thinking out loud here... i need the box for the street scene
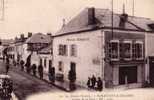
[0,0,154,100]
[0,59,63,100]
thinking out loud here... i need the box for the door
[70,62,76,72]
[149,56,154,85]
[119,66,137,85]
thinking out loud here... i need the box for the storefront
[119,66,137,85]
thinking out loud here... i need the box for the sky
[0,0,154,39]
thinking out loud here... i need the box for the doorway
[119,66,137,85]
[70,62,76,72]
[149,56,154,86]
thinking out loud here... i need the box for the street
[0,60,64,100]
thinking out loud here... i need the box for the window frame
[109,40,120,61]
[58,44,68,56]
[135,41,144,60]
[70,44,77,57]
[123,40,132,60]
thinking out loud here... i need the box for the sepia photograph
[0,0,154,100]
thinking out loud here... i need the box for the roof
[26,33,52,44]
[55,8,154,36]
[38,45,52,54]
[1,39,15,46]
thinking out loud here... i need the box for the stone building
[53,7,154,89]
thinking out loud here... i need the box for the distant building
[0,39,14,60]
[53,7,154,89]
[37,45,52,73]
[14,34,28,64]
[26,33,52,72]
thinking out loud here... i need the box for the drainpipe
[101,30,105,90]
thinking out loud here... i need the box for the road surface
[0,60,63,100]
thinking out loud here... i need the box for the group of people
[4,56,55,83]
[87,75,103,91]
[19,60,44,79]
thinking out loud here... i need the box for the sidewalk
[11,64,84,92]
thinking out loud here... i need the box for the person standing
[25,54,31,74]
[31,64,37,76]
[49,67,55,83]
[38,64,43,79]
[96,77,103,91]
[20,60,25,71]
[91,75,96,89]
[87,77,92,89]
[5,57,10,74]
[68,69,76,91]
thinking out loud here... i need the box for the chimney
[28,32,32,38]
[20,34,24,39]
[119,4,128,28]
[20,34,25,42]
[47,33,52,37]
[88,7,96,25]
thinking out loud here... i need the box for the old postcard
[0,0,154,100]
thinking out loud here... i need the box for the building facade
[53,7,154,89]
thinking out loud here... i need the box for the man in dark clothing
[97,77,103,91]
[38,64,43,79]
[49,67,55,83]
[91,75,96,89]
[31,64,37,76]
[5,57,10,74]
[68,69,76,91]
[20,60,25,71]
[87,77,92,89]
[25,54,31,74]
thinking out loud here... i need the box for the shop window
[123,41,132,60]
[70,44,77,57]
[133,41,143,60]
[109,40,119,60]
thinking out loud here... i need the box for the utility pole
[111,0,113,39]
[132,0,134,16]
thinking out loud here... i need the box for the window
[123,41,132,60]
[40,58,42,65]
[70,44,77,57]
[58,44,67,56]
[44,58,46,68]
[134,41,143,59]
[49,60,52,68]
[58,61,63,72]
[109,40,119,60]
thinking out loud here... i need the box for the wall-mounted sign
[67,38,89,41]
